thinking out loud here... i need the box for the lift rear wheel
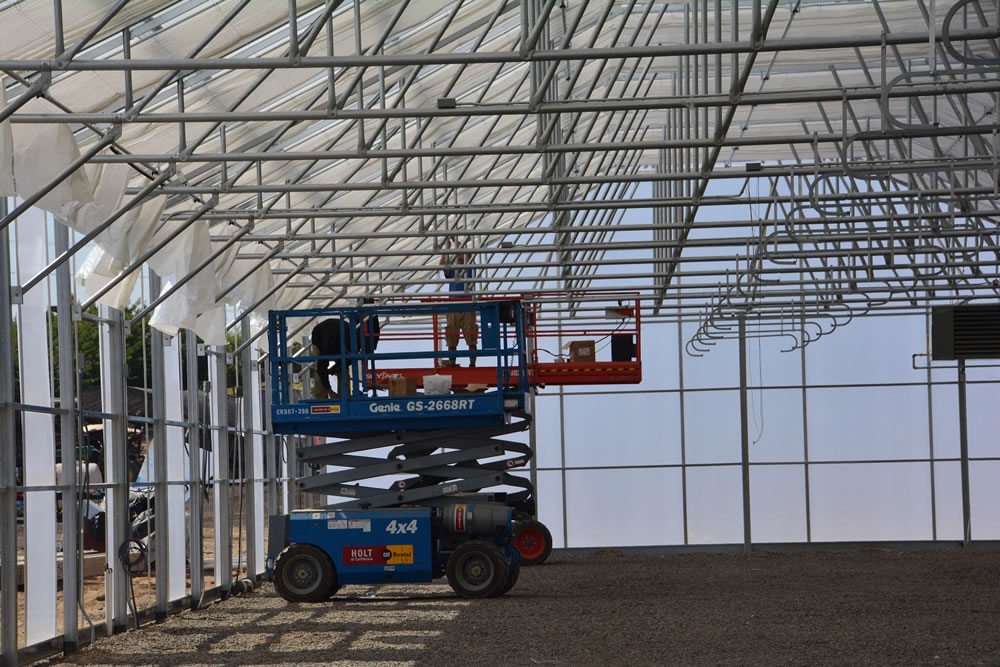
[513,520,552,565]
[273,543,338,602]
[502,558,520,594]
[447,542,509,598]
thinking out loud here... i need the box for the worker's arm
[440,252,453,278]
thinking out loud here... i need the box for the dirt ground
[28,547,1000,667]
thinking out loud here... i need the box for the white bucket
[423,374,452,395]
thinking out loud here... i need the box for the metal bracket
[9,286,22,305]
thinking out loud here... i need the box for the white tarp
[10,99,94,217]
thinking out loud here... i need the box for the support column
[98,305,129,633]
[148,275,170,620]
[240,318,259,578]
[209,347,232,596]
[185,330,204,609]
[957,359,971,546]
[0,201,19,667]
[739,316,752,552]
[55,221,79,652]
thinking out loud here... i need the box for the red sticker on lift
[455,504,466,532]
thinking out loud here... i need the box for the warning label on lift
[343,545,414,565]
[310,404,342,414]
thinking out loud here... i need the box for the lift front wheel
[273,543,338,602]
[447,542,509,598]
[513,520,552,565]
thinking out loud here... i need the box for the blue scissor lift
[265,300,537,600]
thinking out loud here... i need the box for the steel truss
[0,0,996,339]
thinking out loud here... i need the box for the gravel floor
[39,548,1000,667]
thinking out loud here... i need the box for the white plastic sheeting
[10,99,93,217]
[15,208,58,644]
[162,336,189,600]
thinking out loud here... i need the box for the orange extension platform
[370,360,642,388]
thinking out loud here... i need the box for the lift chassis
[265,300,549,599]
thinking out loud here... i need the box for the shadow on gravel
[41,550,1000,667]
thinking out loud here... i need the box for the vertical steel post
[676,283,689,545]
[957,359,971,546]
[54,221,79,652]
[263,360,278,519]
[0,200,19,667]
[739,316,752,552]
[240,319,258,578]
[210,347,232,595]
[800,306,812,543]
[148,274,170,619]
[185,330,204,608]
[98,304,129,633]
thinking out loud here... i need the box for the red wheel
[513,520,552,565]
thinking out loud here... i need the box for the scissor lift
[266,300,538,599]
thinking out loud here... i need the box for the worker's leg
[443,311,460,366]
[462,311,478,367]
[311,344,331,398]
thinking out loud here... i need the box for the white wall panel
[16,208,56,644]
[561,392,681,468]
[536,470,566,550]
[564,468,684,547]
[967,384,1000,461]
[806,315,927,386]
[969,462,1000,540]
[746,389,805,464]
[163,336,187,601]
[250,347,265,573]
[749,465,808,543]
[809,462,932,541]
[806,386,929,462]
[683,390,741,465]
[685,466,744,544]
[930,384,960,460]
[932,461,964,541]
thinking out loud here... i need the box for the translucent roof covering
[2,0,998,345]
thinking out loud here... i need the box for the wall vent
[931,305,1000,360]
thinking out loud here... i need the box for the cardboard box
[423,374,453,395]
[387,376,418,396]
[569,340,596,363]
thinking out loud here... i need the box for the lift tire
[447,542,509,598]
[273,543,338,603]
[513,520,552,565]
[501,558,520,594]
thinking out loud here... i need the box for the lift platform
[366,294,643,389]
[268,300,531,437]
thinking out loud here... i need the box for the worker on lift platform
[310,298,380,398]
[440,237,478,367]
